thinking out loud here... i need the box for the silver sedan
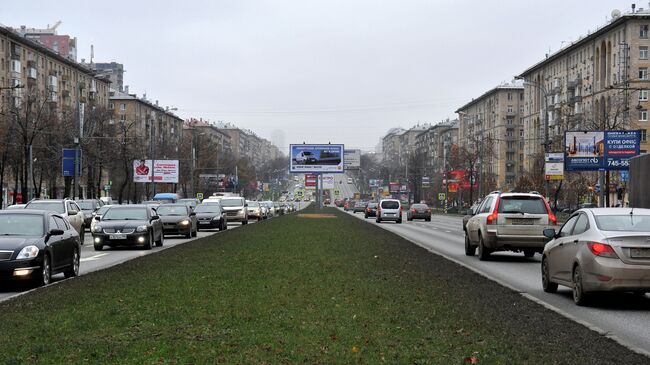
[541,208,650,305]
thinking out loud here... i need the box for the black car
[76,199,103,229]
[157,204,197,238]
[0,210,81,286]
[91,205,163,251]
[194,204,227,231]
[178,198,201,211]
[364,202,378,218]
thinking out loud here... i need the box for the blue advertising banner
[565,130,640,171]
[62,148,82,177]
[289,144,344,173]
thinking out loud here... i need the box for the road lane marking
[80,253,109,262]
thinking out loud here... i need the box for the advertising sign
[305,173,318,189]
[62,148,82,177]
[422,176,430,188]
[564,130,639,171]
[344,149,361,170]
[322,174,335,189]
[290,144,344,173]
[604,130,641,170]
[133,160,179,183]
[544,153,564,180]
[389,183,400,193]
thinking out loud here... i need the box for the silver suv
[464,191,556,260]
[376,199,402,224]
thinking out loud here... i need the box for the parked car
[376,199,402,223]
[246,201,265,221]
[407,203,432,221]
[178,198,201,210]
[76,199,103,229]
[194,204,227,231]
[91,205,163,251]
[219,197,249,225]
[364,202,378,218]
[465,191,556,260]
[0,210,81,286]
[156,204,197,238]
[541,208,650,305]
[25,199,85,244]
[353,201,367,213]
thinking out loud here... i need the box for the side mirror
[151,215,160,221]
[94,216,101,221]
[543,228,557,239]
[245,203,249,207]
[49,228,64,236]
[68,211,78,216]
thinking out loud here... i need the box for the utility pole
[191,130,196,198]
[150,112,156,198]
[74,81,84,199]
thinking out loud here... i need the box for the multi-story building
[518,8,650,172]
[185,118,232,157]
[213,122,282,168]
[109,90,183,160]
[381,127,406,165]
[95,62,125,92]
[13,23,77,61]
[456,81,525,190]
[415,120,459,177]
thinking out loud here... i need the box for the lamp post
[515,77,551,200]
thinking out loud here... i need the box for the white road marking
[80,253,109,262]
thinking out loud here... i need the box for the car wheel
[192,228,198,237]
[242,220,248,225]
[185,228,192,239]
[94,242,103,251]
[523,249,535,258]
[426,217,431,222]
[37,254,51,286]
[79,226,85,244]
[572,265,590,306]
[144,232,153,250]
[541,256,558,293]
[156,230,164,247]
[478,235,491,261]
[397,218,402,224]
[464,233,476,256]
[64,248,80,278]
[376,217,381,223]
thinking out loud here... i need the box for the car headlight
[136,225,148,232]
[212,216,221,220]
[93,225,103,233]
[179,220,190,226]
[16,245,39,259]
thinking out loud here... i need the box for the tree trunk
[553,180,563,213]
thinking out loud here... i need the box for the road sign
[438,193,446,201]
[333,189,340,196]
[103,184,111,192]
[545,153,564,180]
[62,148,82,177]
[422,176,430,188]
[196,192,204,200]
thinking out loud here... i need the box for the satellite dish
[611,9,622,19]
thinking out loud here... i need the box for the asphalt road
[337,172,359,199]
[343,209,650,357]
[0,220,252,303]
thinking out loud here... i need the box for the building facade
[456,82,525,190]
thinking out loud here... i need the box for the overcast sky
[2,0,638,153]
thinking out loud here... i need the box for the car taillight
[542,198,557,225]
[426,209,431,213]
[587,242,618,258]
[411,209,416,213]
[486,196,500,225]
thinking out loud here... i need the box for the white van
[376,199,402,224]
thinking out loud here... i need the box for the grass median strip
[0,207,647,364]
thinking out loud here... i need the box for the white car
[294,151,317,164]
[376,199,402,224]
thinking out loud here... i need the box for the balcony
[505,135,516,141]
[505,123,516,130]
[505,110,516,117]
[27,67,37,80]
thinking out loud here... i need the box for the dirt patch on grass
[297,213,337,219]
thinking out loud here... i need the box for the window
[507,105,513,113]
[109,102,114,109]
[572,214,589,235]
[640,67,648,80]
[479,197,494,213]
[54,216,70,230]
[507,93,512,100]
[641,25,649,38]
[120,103,126,111]
[559,215,578,237]
[641,129,647,142]
[640,90,649,101]
[640,109,648,122]
[641,46,649,60]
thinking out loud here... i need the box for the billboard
[62,148,82,177]
[565,130,640,171]
[322,174,335,189]
[544,153,564,180]
[305,173,318,190]
[133,160,179,183]
[290,144,344,173]
[344,149,361,169]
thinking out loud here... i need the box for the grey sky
[2,0,637,153]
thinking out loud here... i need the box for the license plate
[109,234,126,240]
[199,221,211,225]
[630,248,650,258]
[512,218,533,225]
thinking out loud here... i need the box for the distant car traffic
[219,197,249,225]
[407,204,432,221]
[465,191,556,260]
[0,210,81,286]
[364,202,378,218]
[25,199,85,243]
[541,208,650,305]
[246,201,265,221]
[76,199,103,229]
[194,204,227,230]
[376,199,402,224]
[91,205,163,251]
[352,201,367,213]
[157,204,197,238]
[178,198,201,210]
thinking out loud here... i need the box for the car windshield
[102,207,148,221]
[412,204,428,209]
[304,152,313,156]
[220,198,244,207]
[194,205,222,213]
[179,199,198,207]
[0,214,44,236]
[77,201,97,210]
[498,197,547,214]
[381,201,399,209]
[368,203,378,208]
[156,206,188,216]
[26,201,65,214]
[96,206,111,216]
[595,215,650,232]
[248,202,260,207]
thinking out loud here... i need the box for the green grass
[0,207,647,364]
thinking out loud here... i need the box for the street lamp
[515,76,552,200]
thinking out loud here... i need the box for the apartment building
[455,81,525,190]
[185,118,233,156]
[518,9,650,172]
[415,120,459,176]
[109,90,183,159]
[215,122,282,167]
[381,127,406,164]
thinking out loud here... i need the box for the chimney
[125,85,129,94]
[156,100,159,106]
[633,3,637,12]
